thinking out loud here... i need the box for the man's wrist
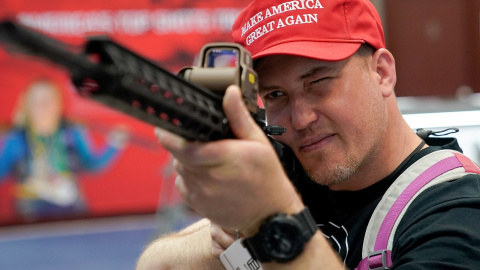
[239,198,305,238]
[238,188,305,238]
[242,207,317,263]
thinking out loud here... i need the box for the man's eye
[264,91,285,100]
[309,77,330,85]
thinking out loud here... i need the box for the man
[137,0,480,269]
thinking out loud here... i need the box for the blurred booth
[380,0,480,166]
[0,0,246,225]
[384,0,480,97]
[399,96,480,165]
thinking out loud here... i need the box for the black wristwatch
[243,207,317,263]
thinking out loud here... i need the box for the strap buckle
[367,249,391,270]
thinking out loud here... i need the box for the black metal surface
[82,38,231,141]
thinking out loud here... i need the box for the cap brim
[252,41,363,62]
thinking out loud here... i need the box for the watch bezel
[260,214,305,263]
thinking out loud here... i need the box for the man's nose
[291,99,318,131]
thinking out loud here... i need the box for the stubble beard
[302,138,381,188]
[304,152,359,187]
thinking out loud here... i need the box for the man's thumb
[223,85,268,143]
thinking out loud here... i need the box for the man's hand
[154,85,304,237]
[211,222,237,258]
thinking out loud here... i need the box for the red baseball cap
[231,0,385,61]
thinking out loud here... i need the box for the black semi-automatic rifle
[0,20,304,178]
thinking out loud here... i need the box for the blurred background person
[0,78,128,221]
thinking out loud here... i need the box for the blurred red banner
[0,0,247,225]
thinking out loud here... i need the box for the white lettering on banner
[18,11,114,35]
[212,8,243,31]
[16,8,241,36]
[240,0,323,46]
[115,10,149,35]
[150,9,212,34]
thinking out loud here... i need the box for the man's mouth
[299,133,335,152]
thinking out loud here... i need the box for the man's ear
[371,48,396,98]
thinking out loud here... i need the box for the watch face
[261,217,304,262]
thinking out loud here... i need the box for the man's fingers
[154,86,270,166]
[154,127,186,152]
[211,223,236,254]
[223,85,269,143]
[175,175,186,197]
[154,127,211,165]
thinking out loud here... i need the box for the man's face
[256,54,388,188]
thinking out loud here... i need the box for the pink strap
[454,152,480,174]
[374,155,463,250]
[356,154,467,270]
[356,250,392,270]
